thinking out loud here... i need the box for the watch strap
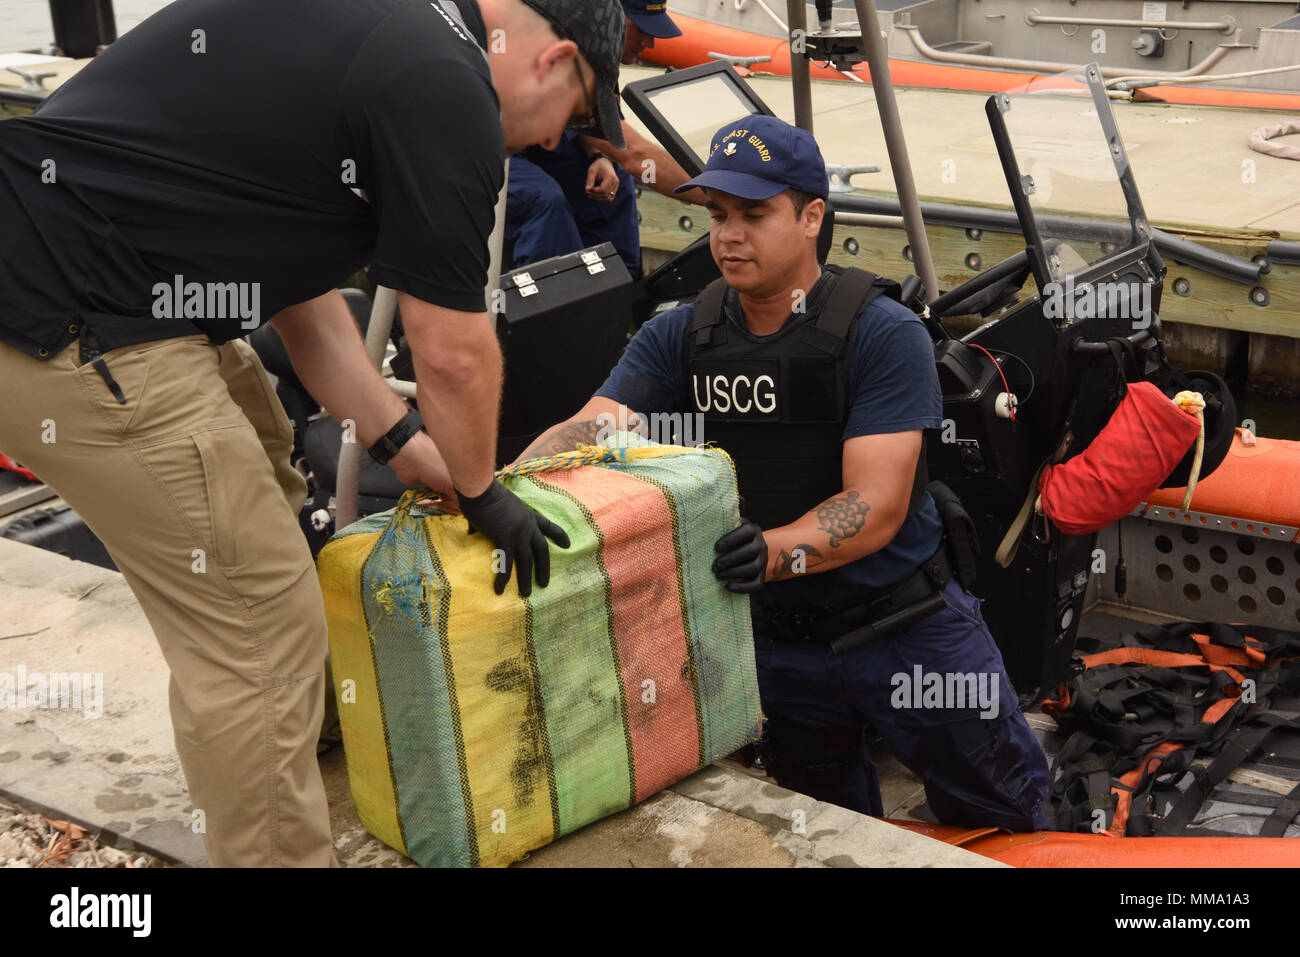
[367,409,423,466]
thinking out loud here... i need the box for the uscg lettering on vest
[691,362,779,417]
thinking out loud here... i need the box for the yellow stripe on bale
[429,517,555,867]
[317,531,407,857]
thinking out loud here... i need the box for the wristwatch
[587,150,611,166]
[366,410,423,466]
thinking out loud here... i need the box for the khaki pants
[0,334,337,867]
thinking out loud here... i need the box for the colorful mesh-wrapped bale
[316,440,763,867]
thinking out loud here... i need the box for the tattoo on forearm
[817,491,870,548]
[519,419,601,461]
[772,543,825,580]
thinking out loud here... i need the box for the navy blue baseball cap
[622,0,683,39]
[675,115,829,201]
[520,0,627,148]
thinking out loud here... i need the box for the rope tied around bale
[496,441,703,477]
[396,441,713,516]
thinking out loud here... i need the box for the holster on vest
[927,479,980,590]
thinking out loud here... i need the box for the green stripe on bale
[522,475,638,816]
[359,514,475,867]
[422,523,479,867]
[520,595,562,842]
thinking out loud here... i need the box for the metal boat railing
[334,170,510,529]
[896,23,1238,79]
[1023,11,1238,34]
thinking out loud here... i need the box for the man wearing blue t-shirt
[517,115,1050,830]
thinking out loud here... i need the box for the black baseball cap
[676,115,830,200]
[622,0,683,39]
[518,0,627,148]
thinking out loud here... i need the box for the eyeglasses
[567,57,598,134]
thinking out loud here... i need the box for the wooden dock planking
[621,65,1300,238]
[624,65,1300,339]
[638,190,1300,338]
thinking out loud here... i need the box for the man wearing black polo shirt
[0,0,626,867]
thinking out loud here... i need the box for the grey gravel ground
[0,796,163,868]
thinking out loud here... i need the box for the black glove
[456,480,571,597]
[713,518,767,594]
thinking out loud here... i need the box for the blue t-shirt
[595,271,944,613]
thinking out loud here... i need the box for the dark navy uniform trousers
[507,138,642,275]
[755,578,1051,830]
[505,155,586,270]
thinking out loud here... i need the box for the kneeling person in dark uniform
[519,115,1050,829]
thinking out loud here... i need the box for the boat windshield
[991,67,1149,284]
[637,71,761,170]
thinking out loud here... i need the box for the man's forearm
[584,129,706,204]
[513,416,603,465]
[763,487,906,582]
[409,321,502,498]
[511,396,630,466]
[624,140,704,202]
[269,290,409,446]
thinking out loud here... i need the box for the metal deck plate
[1095,516,1300,630]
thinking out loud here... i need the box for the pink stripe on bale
[541,467,703,801]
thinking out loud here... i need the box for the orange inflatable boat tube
[889,820,1300,867]
[1146,432,1300,542]
[643,15,1300,112]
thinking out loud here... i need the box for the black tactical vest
[685,266,929,530]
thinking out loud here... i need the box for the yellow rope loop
[495,444,623,479]
[394,442,710,517]
[498,441,707,478]
[1172,391,1207,511]
[1173,390,1206,415]
[395,487,445,517]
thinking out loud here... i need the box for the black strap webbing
[799,268,881,354]
[689,278,728,347]
[1260,780,1300,838]
[1048,621,1300,837]
[1157,713,1300,836]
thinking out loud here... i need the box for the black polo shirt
[0,0,503,359]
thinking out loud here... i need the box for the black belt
[753,542,953,654]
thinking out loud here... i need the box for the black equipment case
[496,242,633,465]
